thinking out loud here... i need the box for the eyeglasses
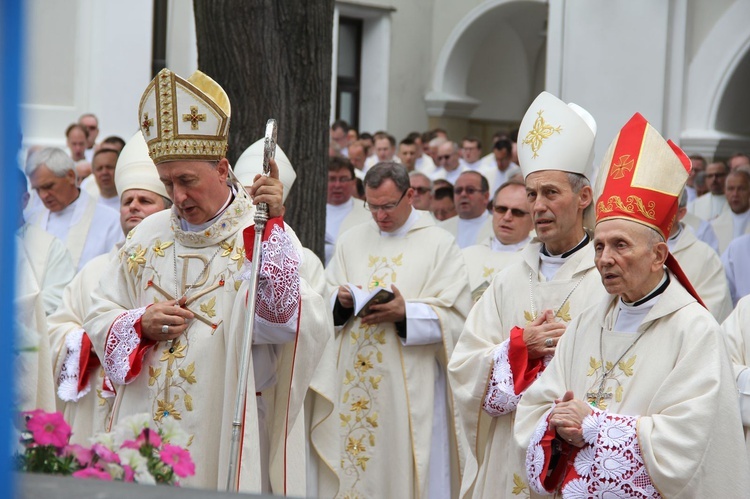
[454,187,484,195]
[328,176,354,184]
[412,186,431,195]
[364,189,407,213]
[493,205,529,217]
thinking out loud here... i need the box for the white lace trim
[57,328,91,402]
[527,405,555,495]
[562,409,660,498]
[483,339,552,417]
[238,224,300,329]
[104,306,147,386]
[483,340,520,416]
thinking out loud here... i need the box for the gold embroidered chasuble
[84,193,316,491]
[515,279,750,497]
[461,242,524,302]
[721,295,750,460]
[48,248,118,445]
[447,239,603,498]
[321,212,472,499]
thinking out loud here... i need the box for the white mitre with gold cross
[518,91,597,180]
[234,139,297,203]
[138,68,230,164]
[114,131,168,198]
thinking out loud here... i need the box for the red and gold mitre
[595,113,705,307]
[138,68,230,164]
[595,112,690,240]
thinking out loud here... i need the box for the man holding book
[319,162,472,498]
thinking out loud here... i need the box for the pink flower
[62,444,93,466]
[92,443,120,464]
[120,440,140,450]
[26,411,71,448]
[160,444,195,478]
[122,465,135,482]
[72,467,113,481]
[136,428,161,448]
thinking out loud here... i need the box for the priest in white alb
[515,113,750,497]
[722,295,750,460]
[448,91,604,498]
[320,162,472,498]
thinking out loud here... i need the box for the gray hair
[567,172,590,193]
[25,147,75,178]
[408,171,431,184]
[678,188,688,209]
[728,168,750,186]
[364,162,410,192]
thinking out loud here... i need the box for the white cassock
[722,233,750,305]
[448,237,604,498]
[668,223,733,322]
[681,211,720,252]
[710,208,750,253]
[48,248,119,445]
[318,208,472,499]
[27,189,123,270]
[461,235,528,302]
[515,276,750,497]
[688,192,728,221]
[17,223,76,315]
[83,192,326,492]
[325,199,372,265]
[439,211,494,249]
[415,154,436,176]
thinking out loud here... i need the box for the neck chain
[528,269,589,320]
[590,306,648,408]
[172,242,223,302]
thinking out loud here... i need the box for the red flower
[26,411,71,448]
[62,444,93,467]
[72,467,112,481]
[159,444,195,478]
[122,465,135,482]
[136,427,161,448]
[92,443,120,464]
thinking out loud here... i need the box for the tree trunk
[193,0,333,259]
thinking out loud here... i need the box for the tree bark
[193,0,333,259]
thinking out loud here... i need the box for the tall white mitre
[517,91,597,180]
[114,131,168,198]
[234,140,297,203]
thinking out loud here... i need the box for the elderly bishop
[515,113,750,497]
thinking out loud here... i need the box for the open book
[345,283,395,318]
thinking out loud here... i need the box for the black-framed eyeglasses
[493,205,529,217]
[328,176,354,184]
[364,189,408,213]
[412,186,431,195]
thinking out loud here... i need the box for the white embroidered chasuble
[447,238,604,498]
[461,237,527,302]
[47,248,119,445]
[320,211,472,499]
[668,223,732,322]
[721,295,750,460]
[515,278,750,497]
[83,193,308,492]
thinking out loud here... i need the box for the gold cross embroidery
[142,112,154,135]
[611,155,635,179]
[182,106,206,130]
[522,110,562,159]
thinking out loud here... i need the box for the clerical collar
[382,207,418,238]
[180,185,235,233]
[541,233,589,258]
[621,272,670,308]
